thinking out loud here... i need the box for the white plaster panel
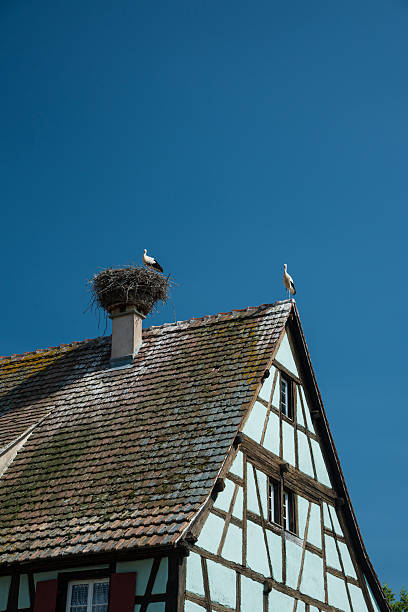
[147,603,165,611]
[269,588,295,611]
[117,560,153,596]
[196,512,224,554]
[300,387,315,433]
[282,420,295,466]
[256,468,268,518]
[18,574,30,609]
[297,496,309,540]
[323,503,332,529]
[300,552,324,602]
[247,520,269,576]
[349,584,370,612]
[214,479,235,513]
[0,576,11,612]
[275,334,299,376]
[259,368,275,403]
[267,529,282,583]
[247,466,258,514]
[186,552,205,597]
[310,608,320,612]
[285,539,303,589]
[272,378,280,408]
[221,523,242,565]
[232,485,243,520]
[328,506,344,536]
[207,559,235,608]
[365,577,381,612]
[310,439,331,488]
[116,559,148,572]
[263,411,280,457]
[307,503,321,549]
[327,574,351,612]
[184,601,205,611]
[338,542,357,578]
[152,557,168,595]
[297,431,314,478]
[241,576,263,612]
[296,602,306,612]
[242,401,266,443]
[296,388,305,426]
[324,535,342,571]
[229,451,243,478]
[247,466,268,517]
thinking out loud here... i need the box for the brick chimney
[109,306,145,367]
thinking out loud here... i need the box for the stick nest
[90,266,170,316]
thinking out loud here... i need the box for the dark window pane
[92,582,109,605]
[71,584,88,607]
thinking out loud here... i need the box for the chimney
[109,306,145,368]
[89,265,169,369]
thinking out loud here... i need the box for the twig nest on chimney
[90,266,170,316]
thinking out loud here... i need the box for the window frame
[65,577,110,612]
[279,372,294,420]
[282,488,297,534]
[267,476,297,535]
[268,477,281,525]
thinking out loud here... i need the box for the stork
[283,264,296,298]
[143,249,163,273]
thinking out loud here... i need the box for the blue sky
[1,0,407,594]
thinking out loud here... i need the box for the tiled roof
[0,301,292,565]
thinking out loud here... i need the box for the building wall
[0,556,169,611]
[184,332,381,612]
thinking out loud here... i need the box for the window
[283,489,296,533]
[66,579,109,612]
[268,478,296,533]
[268,478,280,524]
[280,374,293,419]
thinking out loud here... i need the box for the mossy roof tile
[0,301,292,565]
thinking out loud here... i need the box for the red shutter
[33,579,58,612]
[108,573,136,612]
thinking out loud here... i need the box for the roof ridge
[145,299,294,335]
[0,299,295,361]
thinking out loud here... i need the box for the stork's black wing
[153,260,163,273]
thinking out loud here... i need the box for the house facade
[0,300,388,611]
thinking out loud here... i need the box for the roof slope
[0,301,292,565]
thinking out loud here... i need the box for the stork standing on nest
[143,249,164,273]
[283,264,296,298]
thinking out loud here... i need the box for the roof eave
[0,542,189,577]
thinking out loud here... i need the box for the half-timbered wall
[184,332,383,612]
[0,556,172,611]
